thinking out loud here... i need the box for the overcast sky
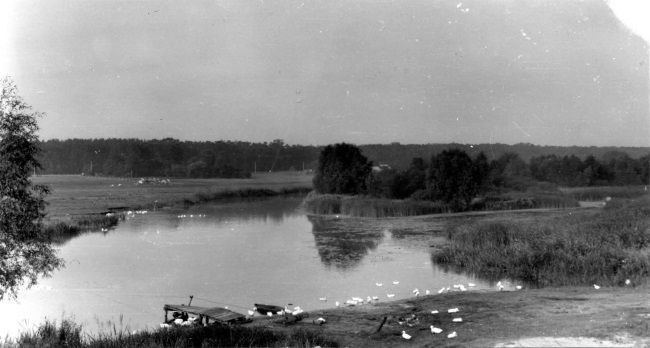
[1,0,648,146]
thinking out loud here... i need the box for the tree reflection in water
[308,215,385,270]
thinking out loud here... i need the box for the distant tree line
[37,138,319,178]
[314,143,649,210]
[36,138,648,183]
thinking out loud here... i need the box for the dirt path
[249,286,650,347]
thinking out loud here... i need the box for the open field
[32,172,314,219]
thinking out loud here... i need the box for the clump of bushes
[434,195,650,286]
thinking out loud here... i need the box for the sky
[1,0,648,147]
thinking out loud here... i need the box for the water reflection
[308,216,385,270]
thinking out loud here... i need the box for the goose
[376,282,383,287]
[267,312,273,317]
[425,289,431,295]
[430,326,443,334]
[412,288,419,294]
[625,279,631,285]
[335,301,340,307]
[516,285,522,290]
[452,317,463,322]
[319,297,327,301]
[431,310,439,314]
[401,331,412,340]
[387,293,395,298]
[393,281,400,285]
[366,296,372,303]
[496,281,504,291]
[372,296,379,300]
[468,283,476,287]
[593,284,600,289]
[448,331,457,338]
[247,310,255,316]
[438,287,445,294]
[314,317,326,325]
[448,308,459,313]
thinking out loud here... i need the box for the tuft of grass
[434,195,650,286]
[13,317,338,348]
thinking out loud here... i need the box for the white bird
[335,301,340,307]
[387,293,395,298]
[393,281,400,285]
[319,297,327,301]
[247,310,255,316]
[425,290,431,295]
[516,285,522,290]
[401,331,411,340]
[366,296,372,303]
[346,300,357,305]
[376,282,383,287]
[468,283,476,287]
[448,331,458,338]
[174,318,184,324]
[412,288,419,294]
[459,285,467,292]
[438,287,445,294]
[430,325,443,334]
[372,296,379,300]
[448,308,459,313]
[625,279,631,285]
[593,284,600,289]
[431,310,439,314]
[452,317,463,322]
[497,281,504,290]
[159,323,171,329]
[267,312,273,317]
[315,317,326,325]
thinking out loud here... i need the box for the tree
[427,149,477,210]
[0,77,62,299]
[313,143,372,195]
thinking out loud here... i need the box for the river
[0,197,493,337]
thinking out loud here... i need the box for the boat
[254,303,284,315]
[163,304,248,325]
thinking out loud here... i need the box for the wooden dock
[164,304,247,325]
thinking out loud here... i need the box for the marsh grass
[304,190,578,218]
[434,195,650,286]
[14,318,337,348]
[43,214,124,244]
[303,193,452,217]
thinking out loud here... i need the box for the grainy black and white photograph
[1,0,649,346]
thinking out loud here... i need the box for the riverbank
[13,285,649,347]
[248,284,650,347]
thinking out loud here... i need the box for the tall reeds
[434,195,650,286]
[14,318,338,348]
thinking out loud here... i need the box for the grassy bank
[434,195,650,286]
[15,318,337,348]
[559,185,648,201]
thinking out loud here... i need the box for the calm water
[0,198,494,337]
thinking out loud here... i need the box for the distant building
[372,164,392,172]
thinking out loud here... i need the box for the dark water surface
[0,198,494,337]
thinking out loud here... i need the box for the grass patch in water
[43,214,124,244]
[434,195,650,286]
[13,317,338,348]
[186,187,312,206]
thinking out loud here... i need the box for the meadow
[33,172,314,219]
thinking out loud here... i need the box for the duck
[401,331,411,340]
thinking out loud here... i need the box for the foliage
[313,143,372,195]
[427,149,488,210]
[0,77,62,299]
[434,195,650,286]
[303,192,451,217]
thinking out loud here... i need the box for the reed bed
[43,214,124,244]
[14,318,338,348]
[434,195,650,286]
[189,187,311,205]
[303,193,452,217]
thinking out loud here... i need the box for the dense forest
[36,138,649,186]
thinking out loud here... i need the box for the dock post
[164,310,168,324]
[188,295,194,306]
